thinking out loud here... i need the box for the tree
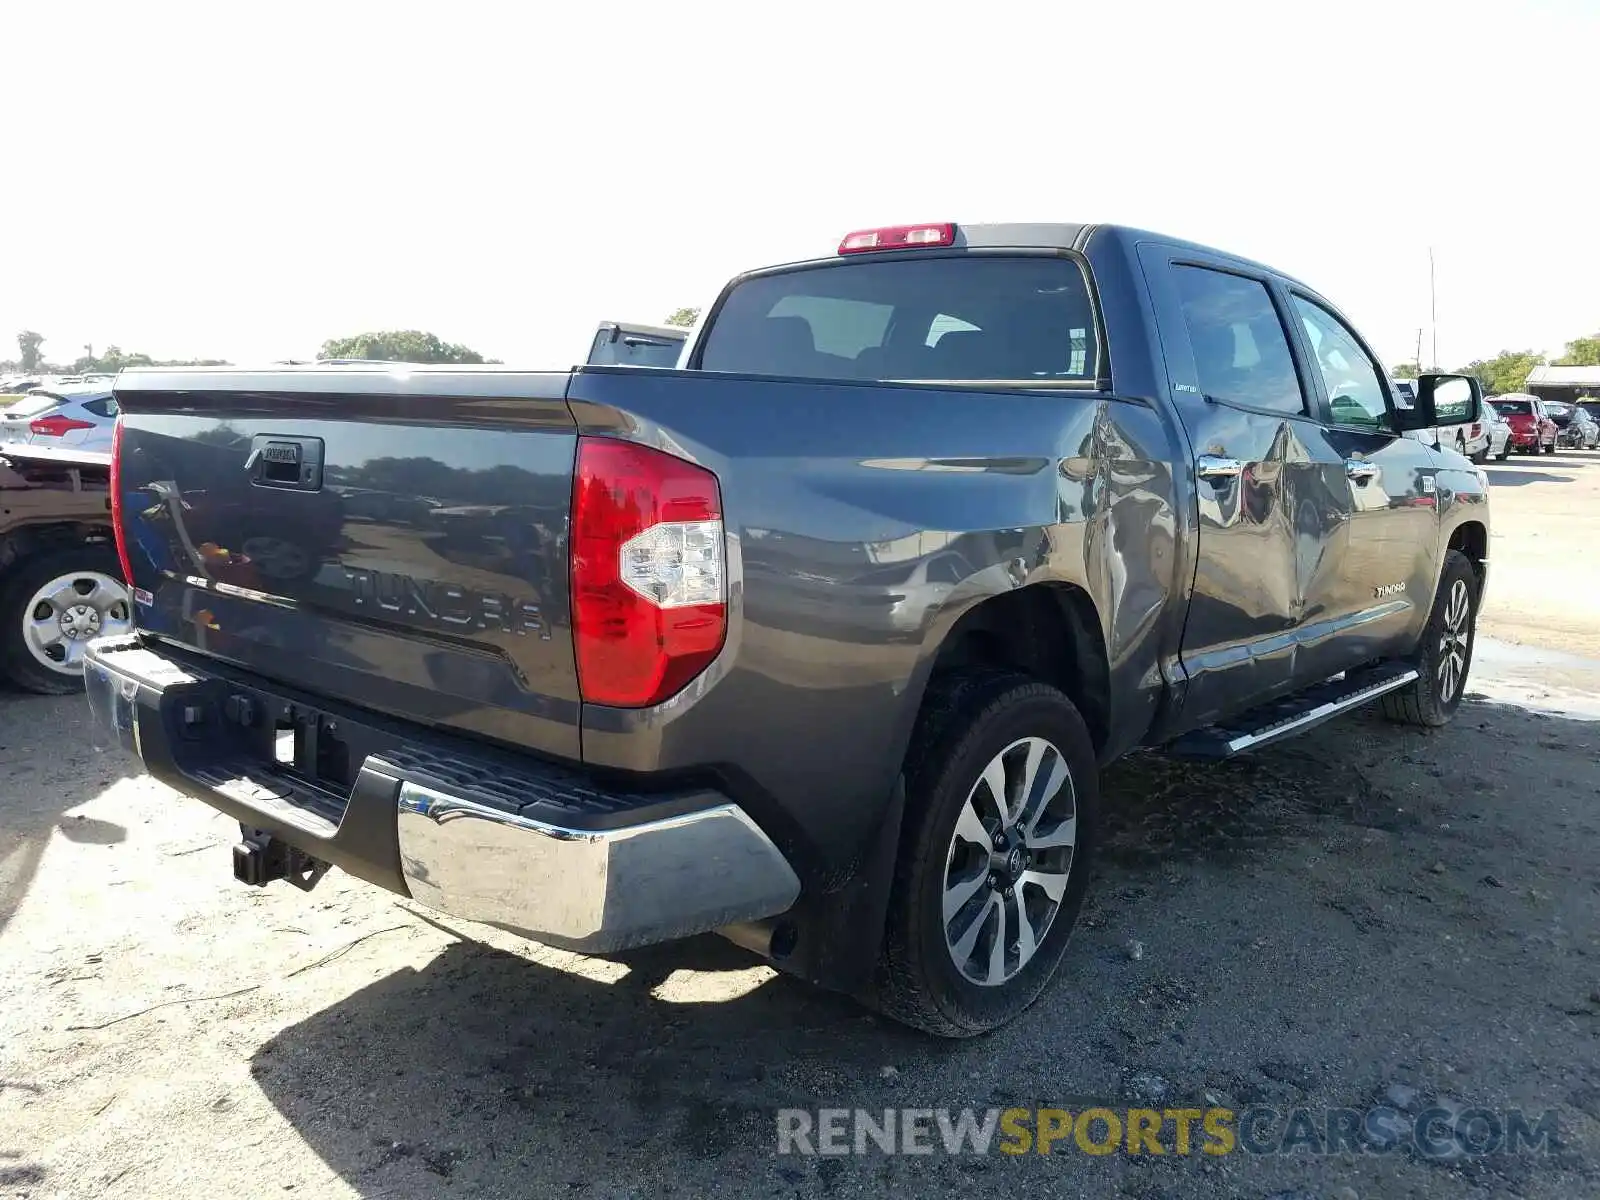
[17,330,44,372]
[1555,331,1600,367]
[77,345,155,373]
[3,331,230,376]
[1456,349,1544,397]
[318,330,495,364]
[663,308,700,329]
[1390,361,1420,379]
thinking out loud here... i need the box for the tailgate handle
[246,435,324,491]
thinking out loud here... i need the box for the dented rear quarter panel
[566,362,1187,877]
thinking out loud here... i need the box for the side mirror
[1394,374,1483,432]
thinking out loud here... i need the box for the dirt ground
[4,453,1600,1199]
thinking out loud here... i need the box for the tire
[1544,439,1556,455]
[0,545,131,695]
[875,671,1098,1037]
[1470,447,1488,465]
[1380,550,1478,728]
[1495,441,1510,462]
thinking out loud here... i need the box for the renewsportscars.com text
[776,1105,1557,1159]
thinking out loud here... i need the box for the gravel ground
[3,454,1600,1200]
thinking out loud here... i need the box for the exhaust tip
[717,918,798,961]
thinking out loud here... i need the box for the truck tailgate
[111,369,582,759]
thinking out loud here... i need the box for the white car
[1482,401,1513,461]
[0,385,119,453]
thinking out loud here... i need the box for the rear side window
[81,396,118,418]
[1170,266,1304,415]
[699,256,1099,384]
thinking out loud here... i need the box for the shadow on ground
[251,699,1600,1197]
[0,686,140,936]
[253,936,906,1192]
[1483,469,1572,488]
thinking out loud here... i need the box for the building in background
[1526,364,1600,405]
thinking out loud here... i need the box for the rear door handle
[1346,459,1379,482]
[1196,455,1244,481]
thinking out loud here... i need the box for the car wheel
[875,671,1097,1037]
[0,545,132,695]
[1381,550,1478,729]
[1496,441,1511,462]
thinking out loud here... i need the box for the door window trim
[1166,257,1313,419]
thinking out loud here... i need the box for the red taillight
[109,416,136,587]
[29,414,96,437]
[571,438,726,707]
[837,222,956,254]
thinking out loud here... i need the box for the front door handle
[1345,459,1379,483]
[1196,455,1244,481]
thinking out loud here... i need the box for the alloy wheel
[1437,578,1471,702]
[941,736,1077,987]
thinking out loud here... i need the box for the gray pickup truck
[84,221,1489,1036]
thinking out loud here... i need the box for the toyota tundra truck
[84,221,1489,1037]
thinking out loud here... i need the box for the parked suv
[1548,401,1599,449]
[87,222,1489,1036]
[1492,394,1558,454]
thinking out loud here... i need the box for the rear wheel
[1381,550,1478,728]
[1495,440,1511,462]
[876,672,1098,1037]
[0,545,132,694]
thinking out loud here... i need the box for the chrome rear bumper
[396,782,800,952]
[84,635,800,954]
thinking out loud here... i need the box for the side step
[1170,661,1419,760]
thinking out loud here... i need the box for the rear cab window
[697,256,1100,385]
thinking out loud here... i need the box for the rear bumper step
[1170,661,1419,759]
[83,635,800,953]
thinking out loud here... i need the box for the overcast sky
[6,0,1595,372]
